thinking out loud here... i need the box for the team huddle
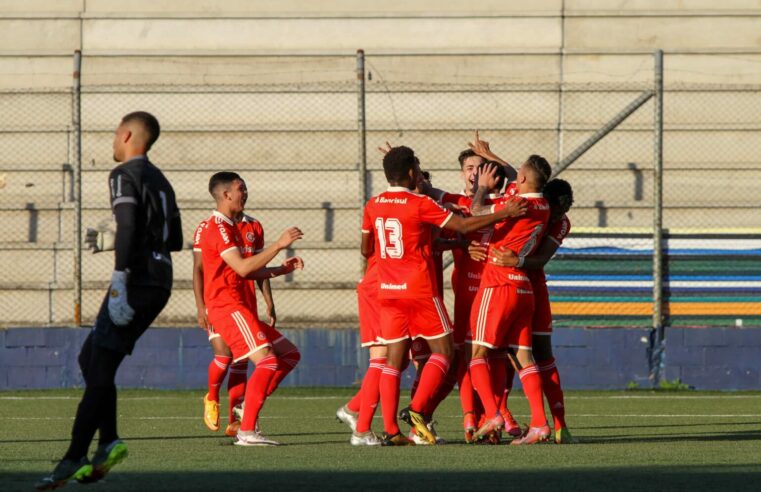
[197,132,575,447]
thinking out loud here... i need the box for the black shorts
[92,286,171,355]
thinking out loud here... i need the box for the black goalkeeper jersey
[108,156,183,290]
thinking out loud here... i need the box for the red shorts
[470,284,534,350]
[532,279,552,336]
[207,305,273,362]
[207,317,284,345]
[410,337,432,361]
[379,296,452,344]
[454,283,479,346]
[357,282,382,347]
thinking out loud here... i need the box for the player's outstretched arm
[248,256,305,280]
[489,236,560,269]
[257,278,277,326]
[222,227,303,278]
[192,251,209,330]
[443,198,526,235]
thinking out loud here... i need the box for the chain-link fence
[0,51,759,343]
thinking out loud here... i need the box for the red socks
[227,360,248,422]
[519,364,548,428]
[410,354,450,414]
[499,362,515,416]
[355,357,386,433]
[457,352,476,416]
[379,366,402,436]
[469,357,499,417]
[488,353,508,416]
[266,348,301,396]
[538,357,567,430]
[207,355,231,402]
[240,355,279,432]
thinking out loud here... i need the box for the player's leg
[267,332,301,395]
[398,296,452,445]
[351,344,387,446]
[409,338,431,401]
[509,294,550,445]
[205,334,232,432]
[533,334,573,443]
[469,287,507,438]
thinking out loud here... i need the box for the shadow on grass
[583,428,761,444]
[3,467,761,492]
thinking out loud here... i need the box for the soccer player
[468,156,553,445]
[363,146,526,446]
[200,172,304,446]
[472,178,576,444]
[193,177,300,437]
[37,112,183,490]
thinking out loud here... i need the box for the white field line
[2,395,761,401]
[4,414,761,421]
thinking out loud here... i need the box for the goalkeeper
[37,112,183,490]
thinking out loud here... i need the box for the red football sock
[240,355,279,432]
[410,354,450,414]
[355,357,385,433]
[207,355,231,402]
[538,357,567,430]
[266,348,301,396]
[227,360,248,422]
[499,363,515,414]
[379,366,402,436]
[489,353,508,416]
[519,364,548,428]
[424,357,458,415]
[346,390,362,414]
[456,352,476,416]
[469,357,499,417]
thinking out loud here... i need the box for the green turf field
[1,388,760,491]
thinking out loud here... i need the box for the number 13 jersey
[362,186,453,299]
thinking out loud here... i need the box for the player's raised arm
[468,130,517,183]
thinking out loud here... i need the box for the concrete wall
[1,326,759,390]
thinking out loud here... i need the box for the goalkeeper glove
[108,270,134,326]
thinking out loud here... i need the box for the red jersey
[480,193,550,288]
[194,213,266,311]
[362,187,453,299]
[528,213,571,286]
[198,211,247,310]
[444,193,502,295]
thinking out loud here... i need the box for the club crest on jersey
[246,232,255,242]
[257,332,267,341]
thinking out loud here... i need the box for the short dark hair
[543,178,574,212]
[122,111,160,150]
[478,160,507,191]
[458,149,483,169]
[383,146,416,183]
[525,154,551,188]
[208,171,242,198]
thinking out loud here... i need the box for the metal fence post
[357,49,367,272]
[72,51,83,326]
[650,49,665,386]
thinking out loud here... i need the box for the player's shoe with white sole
[399,407,437,445]
[234,430,280,447]
[351,431,382,446]
[336,405,358,432]
[511,425,551,445]
[35,457,92,490]
[474,414,504,440]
